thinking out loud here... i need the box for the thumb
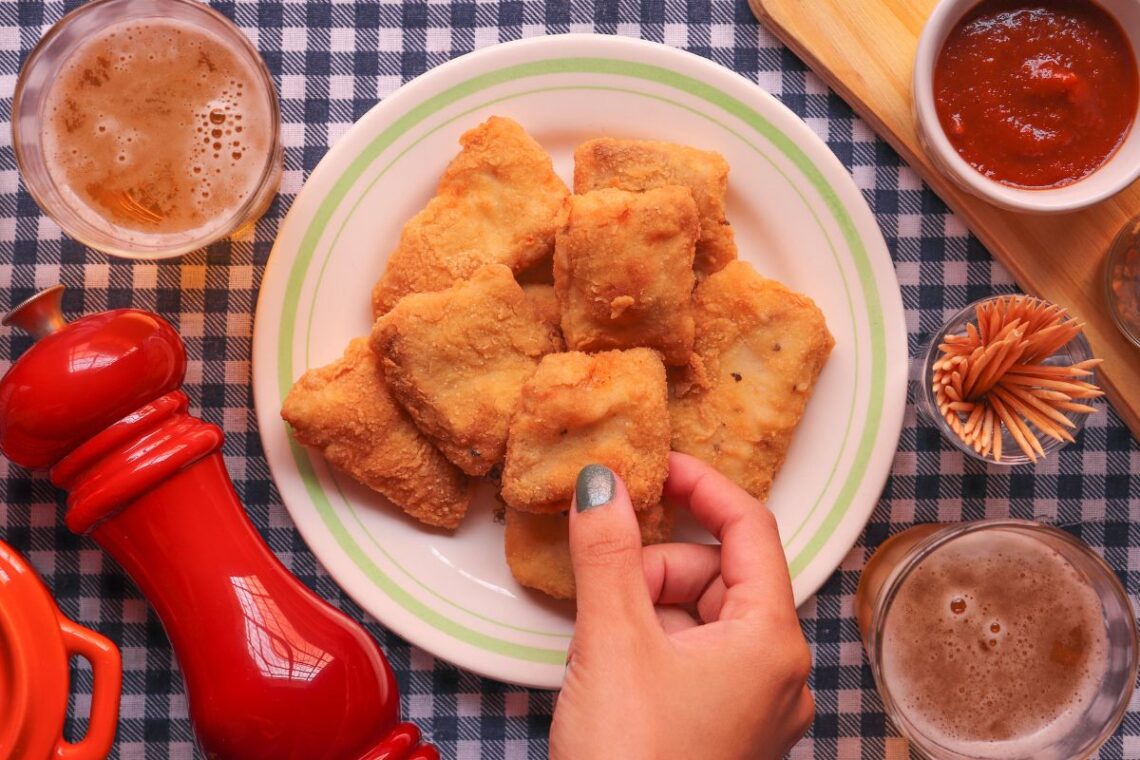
[569,464,657,636]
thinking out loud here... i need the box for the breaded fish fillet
[281,337,474,529]
[371,116,570,316]
[554,186,698,365]
[371,265,559,477]
[574,137,737,276]
[505,503,674,599]
[669,261,834,501]
[501,348,670,514]
[520,282,565,350]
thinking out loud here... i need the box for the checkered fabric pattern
[1,0,1137,758]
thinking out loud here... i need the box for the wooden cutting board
[751,0,1140,441]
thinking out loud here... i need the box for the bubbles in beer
[881,530,1109,758]
[40,16,272,238]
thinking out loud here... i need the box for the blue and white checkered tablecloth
[1,0,1138,758]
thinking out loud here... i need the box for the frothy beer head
[43,18,273,242]
[880,530,1109,758]
[20,5,280,256]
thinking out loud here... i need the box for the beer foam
[41,17,273,244]
[881,530,1109,758]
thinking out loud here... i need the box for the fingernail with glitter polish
[575,464,615,512]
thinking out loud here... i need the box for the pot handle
[53,616,122,760]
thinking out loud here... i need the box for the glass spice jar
[1105,214,1140,348]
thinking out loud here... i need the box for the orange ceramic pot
[0,539,121,760]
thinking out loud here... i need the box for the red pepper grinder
[0,285,439,760]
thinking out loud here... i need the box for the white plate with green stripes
[253,34,907,689]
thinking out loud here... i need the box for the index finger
[663,452,795,609]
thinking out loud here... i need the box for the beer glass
[13,0,282,260]
[856,520,1138,760]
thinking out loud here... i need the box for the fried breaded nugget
[554,186,698,365]
[669,261,834,501]
[371,264,558,476]
[501,348,670,514]
[281,338,474,529]
[371,116,570,316]
[505,503,674,599]
[574,137,737,276]
[520,283,565,350]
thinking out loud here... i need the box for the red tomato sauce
[933,0,1138,188]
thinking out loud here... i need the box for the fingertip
[661,454,791,600]
[568,464,636,543]
[573,463,618,513]
[666,451,715,479]
[663,453,760,519]
[663,452,723,500]
[568,464,655,628]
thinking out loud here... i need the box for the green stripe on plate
[316,83,853,638]
[276,57,887,662]
[289,437,567,663]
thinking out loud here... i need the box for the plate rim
[253,33,907,688]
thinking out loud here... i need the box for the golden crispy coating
[371,265,559,476]
[501,348,670,514]
[281,338,474,529]
[573,137,737,276]
[505,503,674,599]
[371,116,570,316]
[669,261,834,501]
[554,186,698,365]
[520,283,565,350]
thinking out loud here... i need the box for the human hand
[549,453,814,760]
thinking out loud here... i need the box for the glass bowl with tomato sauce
[914,0,1140,213]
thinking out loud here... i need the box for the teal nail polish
[575,464,615,511]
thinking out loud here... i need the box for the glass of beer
[856,520,1138,760]
[13,0,283,260]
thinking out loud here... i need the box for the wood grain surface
[750,0,1140,440]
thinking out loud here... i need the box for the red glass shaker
[0,286,439,760]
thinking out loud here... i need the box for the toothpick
[931,296,1100,463]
